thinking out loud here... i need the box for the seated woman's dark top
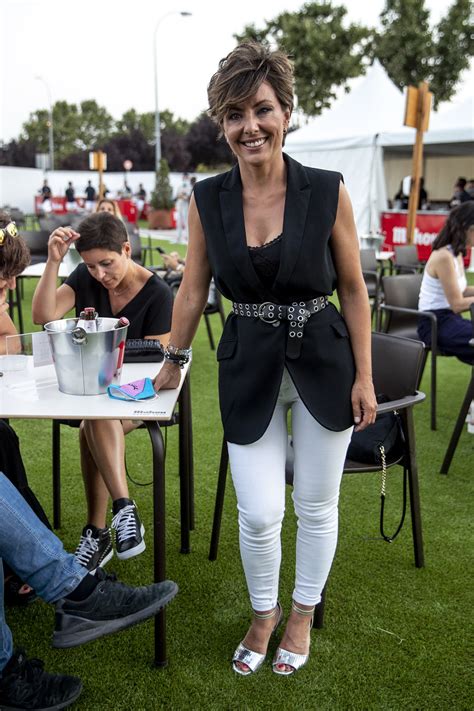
[248,234,283,291]
[65,263,172,338]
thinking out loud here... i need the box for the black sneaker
[0,650,82,710]
[74,525,113,572]
[111,499,145,560]
[53,569,178,649]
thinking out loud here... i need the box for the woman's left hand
[351,376,377,432]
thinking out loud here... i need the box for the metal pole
[36,76,54,171]
[153,11,192,174]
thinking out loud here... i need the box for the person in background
[65,182,76,212]
[418,201,474,365]
[393,181,409,210]
[95,197,123,220]
[418,177,428,210]
[465,179,474,199]
[39,179,52,202]
[153,42,376,676]
[84,180,96,212]
[0,471,178,711]
[32,213,173,572]
[135,183,147,219]
[175,173,191,244]
[449,177,472,208]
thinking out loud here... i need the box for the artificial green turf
[5,254,473,710]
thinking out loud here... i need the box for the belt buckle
[258,302,279,326]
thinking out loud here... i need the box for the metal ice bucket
[44,317,128,395]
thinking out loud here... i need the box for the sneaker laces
[112,504,138,543]
[74,529,99,566]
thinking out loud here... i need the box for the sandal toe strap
[232,643,265,673]
[273,647,309,671]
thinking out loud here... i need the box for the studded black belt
[231,296,329,359]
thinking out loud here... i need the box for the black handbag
[123,339,164,363]
[347,395,407,543]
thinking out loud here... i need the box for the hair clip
[0,222,19,246]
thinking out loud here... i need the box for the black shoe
[0,650,82,710]
[111,499,145,560]
[53,569,178,649]
[74,525,113,572]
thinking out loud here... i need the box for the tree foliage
[374,0,474,104]
[235,2,374,116]
[185,115,233,171]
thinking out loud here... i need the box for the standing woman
[154,43,376,676]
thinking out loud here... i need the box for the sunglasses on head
[0,221,19,246]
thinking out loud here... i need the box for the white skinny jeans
[228,369,353,611]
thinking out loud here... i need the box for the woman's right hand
[47,227,80,264]
[153,361,181,392]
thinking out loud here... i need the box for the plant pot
[147,209,174,229]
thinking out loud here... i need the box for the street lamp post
[35,76,54,171]
[153,11,191,173]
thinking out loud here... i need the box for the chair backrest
[21,231,50,258]
[360,249,377,271]
[381,273,423,338]
[372,332,424,400]
[394,245,419,272]
[39,216,63,232]
[126,223,142,263]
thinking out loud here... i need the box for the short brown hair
[207,42,294,129]
[76,212,128,255]
[0,211,31,278]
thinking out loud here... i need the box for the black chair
[208,332,426,628]
[380,273,443,430]
[440,304,474,474]
[360,249,383,326]
[126,223,143,265]
[394,246,422,275]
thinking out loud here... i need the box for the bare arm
[331,183,377,431]
[429,251,474,313]
[0,288,18,354]
[32,227,78,324]
[153,194,212,390]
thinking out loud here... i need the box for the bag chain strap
[379,412,408,543]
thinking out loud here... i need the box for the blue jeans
[0,472,87,672]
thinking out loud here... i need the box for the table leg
[144,420,167,667]
[178,375,192,553]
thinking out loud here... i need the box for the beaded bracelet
[164,344,192,368]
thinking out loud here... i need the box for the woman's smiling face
[222,81,290,168]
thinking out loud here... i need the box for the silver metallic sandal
[272,601,314,676]
[232,602,283,676]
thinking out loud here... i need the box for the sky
[1,0,472,143]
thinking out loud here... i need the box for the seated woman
[32,212,173,571]
[0,212,29,354]
[418,201,474,364]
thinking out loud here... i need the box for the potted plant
[148,159,175,229]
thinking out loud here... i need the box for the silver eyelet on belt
[258,302,279,325]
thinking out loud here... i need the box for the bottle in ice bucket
[78,307,98,332]
[114,316,129,329]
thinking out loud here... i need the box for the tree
[185,114,233,170]
[20,100,114,166]
[375,0,474,105]
[150,159,174,210]
[235,2,374,116]
[430,0,474,103]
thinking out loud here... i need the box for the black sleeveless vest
[194,154,355,444]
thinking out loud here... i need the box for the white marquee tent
[285,60,474,233]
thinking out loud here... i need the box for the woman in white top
[418,202,474,363]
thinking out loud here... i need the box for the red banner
[380,211,447,261]
[34,197,138,224]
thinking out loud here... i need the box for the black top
[85,186,96,200]
[65,263,172,338]
[65,187,75,202]
[248,235,283,291]
[194,153,355,444]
